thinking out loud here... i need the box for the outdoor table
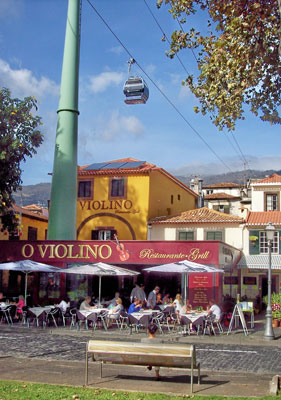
[128,311,154,329]
[0,302,9,310]
[78,308,108,329]
[29,306,54,318]
[180,312,207,335]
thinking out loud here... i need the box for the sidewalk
[0,356,276,397]
[0,316,280,397]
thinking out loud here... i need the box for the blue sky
[1,0,281,185]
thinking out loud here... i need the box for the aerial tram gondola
[123,58,149,105]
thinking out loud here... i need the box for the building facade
[76,158,198,241]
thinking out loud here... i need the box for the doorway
[260,275,277,298]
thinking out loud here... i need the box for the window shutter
[91,230,99,240]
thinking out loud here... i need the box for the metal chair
[203,314,216,336]
[46,307,63,328]
[119,311,130,331]
[152,312,165,334]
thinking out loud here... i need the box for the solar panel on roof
[122,161,145,168]
[84,162,110,170]
[83,161,145,171]
[102,162,127,169]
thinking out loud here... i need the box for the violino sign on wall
[0,240,239,267]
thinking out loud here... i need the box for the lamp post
[264,222,275,341]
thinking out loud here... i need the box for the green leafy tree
[0,88,43,233]
[157,0,281,131]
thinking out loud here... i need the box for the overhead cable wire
[175,16,198,63]
[85,0,233,173]
[143,0,249,173]
[143,0,191,76]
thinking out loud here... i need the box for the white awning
[237,255,281,270]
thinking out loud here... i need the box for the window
[78,180,92,199]
[224,276,238,285]
[171,195,174,204]
[213,205,230,214]
[265,193,278,211]
[259,231,279,254]
[178,194,181,201]
[178,231,194,240]
[206,189,213,195]
[109,178,126,198]
[206,231,223,241]
[243,277,257,285]
[28,226,37,240]
[91,229,116,240]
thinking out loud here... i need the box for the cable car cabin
[123,77,149,105]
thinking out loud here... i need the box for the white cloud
[0,59,59,99]
[109,46,124,55]
[79,110,145,160]
[0,0,23,19]
[89,71,125,93]
[178,84,191,99]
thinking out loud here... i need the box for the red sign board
[189,273,214,307]
[0,240,221,266]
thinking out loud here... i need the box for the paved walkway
[0,315,280,397]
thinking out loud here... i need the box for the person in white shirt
[207,299,222,321]
[56,298,70,313]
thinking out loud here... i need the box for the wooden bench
[85,340,200,393]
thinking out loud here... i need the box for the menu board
[189,273,213,307]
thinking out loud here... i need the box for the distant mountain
[176,169,281,186]
[12,169,281,206]
[13,183,51,207]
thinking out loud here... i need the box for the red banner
[0,240,220,266]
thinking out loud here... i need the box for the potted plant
[249,235,258,246]
[272,304,280,328]
[263,292,281,327]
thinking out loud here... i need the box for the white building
[149,174,281,300]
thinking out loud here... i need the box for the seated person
[107,298,124,326]
[162,293,171,304]
[0,292,6,303]
[184,299,193,313]
[207,299,222,321]
[56,297,70,313]
[128,298,142,314]
[79,296,96,311]
[156,293,163,305]
[107,291,120,308]
[141,323,162,381]
[15,295,25,319]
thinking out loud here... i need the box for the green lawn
[0,381,279,400]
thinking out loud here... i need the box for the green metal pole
[48,0,81,240]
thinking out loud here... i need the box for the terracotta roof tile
[149,207,244,224]
[204,192,240,200]
[253,173,281,185]
[246,211,281,226]
[78,158,158,176]
[13,205,48,221]
[203,182,242,189]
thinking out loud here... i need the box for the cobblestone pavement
[0,327,280,375]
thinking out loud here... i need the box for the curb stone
[269,375,280,396]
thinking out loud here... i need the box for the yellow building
[0,204,48,241]
[77,158,198,240]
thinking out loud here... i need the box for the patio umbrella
[143,260,224,300]
[62,262,139,306]
[0,260,62,304]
